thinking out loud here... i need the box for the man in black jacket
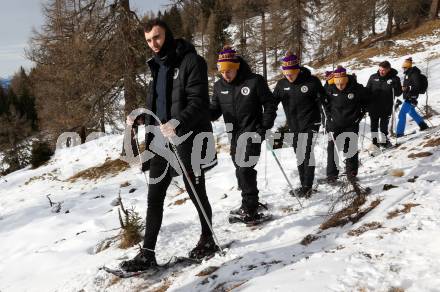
[121,19,218,272]
[366,61,402,148]
[210,46,277,224]
[273,51,325,198]
[396,57,429,136]
[323,66,369,183]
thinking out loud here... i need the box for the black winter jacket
[323,75,370,131]
[366,68,402,117]
[210,57,277,151]
[403,66,423,99]
[273,67,324,132]
[143,39,217,174]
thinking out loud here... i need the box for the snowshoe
[379,139,393,149]
[188,235,220,260]
[119,248,157,272]
[295,186,313,198]
[228,204,272,226]
[228,212,273,226]
[229,202,268,215]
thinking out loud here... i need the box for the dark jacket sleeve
[358,84,370,116]
[366,76,373,92]
[257,75,277,130]
[209,83,222,121]
[393,76,403,97]
[409,72,422,97]
[272,81,282,105]
[176,54,209,129]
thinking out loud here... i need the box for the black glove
[410,98,418,106]
[256,128,268,141]
[394,99,403,110]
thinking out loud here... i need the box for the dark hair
[379,61,391,69]
[143,18,173,37]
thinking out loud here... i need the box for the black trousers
[327,129,359,178]
[143,153,213,250]
[370,115,390,143]
[231,139,261,211]
[292,131,317,188]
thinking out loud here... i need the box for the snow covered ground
[1,26,440,292]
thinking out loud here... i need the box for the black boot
[188,235,219,260]
[419,122,429,131]
[120,248,157,272]
[296,186,313,198]
[326,176,339,186]
[372,137,379,147]
[380,139,393,149]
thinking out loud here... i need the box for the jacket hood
[174,38,197,61]
[406,66,421,75]
[148,38,196,67]
[235,56,253,81]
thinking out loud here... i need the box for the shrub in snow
[31,141,54,168]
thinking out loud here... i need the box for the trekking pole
[390,88,396,137]
[425,59,430,116]
[266,143,303,208]
[163,125,223,253]
[320,105,345,172]
[416,105,434,127]
[264,140,268,188]
[360,115,367,152]
[132,128,150,185]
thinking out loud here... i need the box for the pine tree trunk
[261,11,267,80]
[120,0,137,117]
[336,37,342,58]
[385,5,394,38]
[295,0,303,60]
[98,97,105,133]
[371,0,376,35]
[430,0,440,19]
[357,24,363,44]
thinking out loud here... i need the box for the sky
[0,0,171,79]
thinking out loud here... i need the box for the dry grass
[310,19,440,69]
[389,169,405,177]
[212,281,247,292]
[300,234,321,246]
[348,222,383,236]
[407,151,433,159]
[423,137,440,148]
[24,170,60,185]
[120,181,131,188]
[387,203,421,219]
[170,198,189,206]
[321,198,382,230]
[388,287,405,292]
[149,280,172,292]
[68,158,129,182]
[196,266,220,277]
[106,276,121,288]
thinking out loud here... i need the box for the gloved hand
[394,99,403,110]
[256,128,268,141]
[410,98,418,106]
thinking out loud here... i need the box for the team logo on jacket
[387,79,393,84]
[241,86,250,96]
[221,90,229,94]
[301,85,309,93]
[284,87,290,91]
[173,68,179,79]
[347,93,355,100]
